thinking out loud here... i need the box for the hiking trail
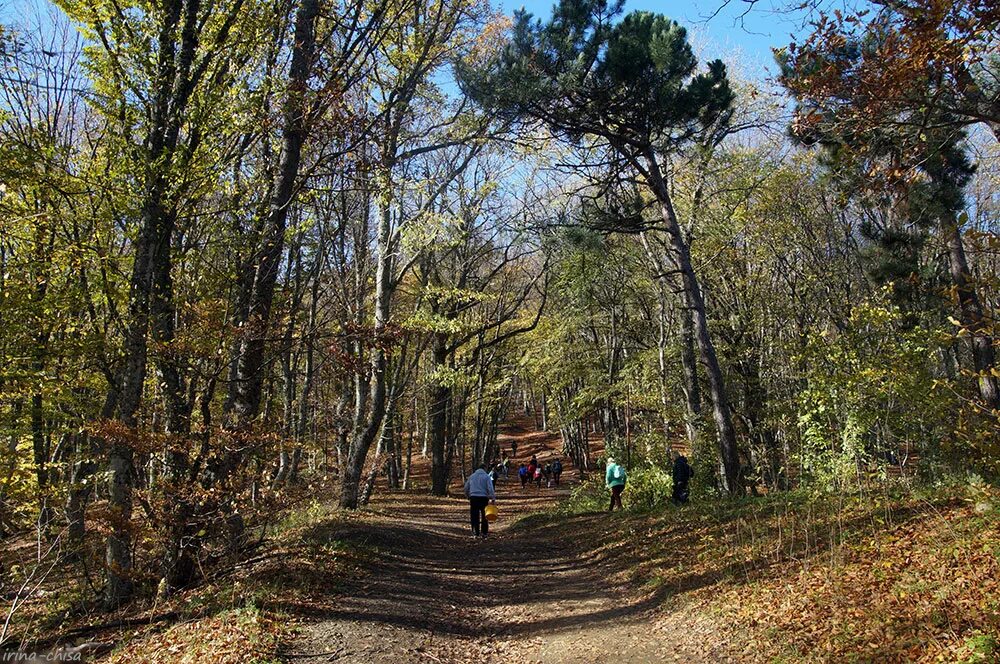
[287,419,722,663]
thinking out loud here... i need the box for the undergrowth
[1,494,374,662]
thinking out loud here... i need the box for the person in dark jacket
[552,458,563,485]
[671,450,694,505]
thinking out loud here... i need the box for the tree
[778,0,1000,141]
[460,0,745,493]
[779,18,1000,412]
[413,151,546,495]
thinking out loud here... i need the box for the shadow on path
[285,420,669,663]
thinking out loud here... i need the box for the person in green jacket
[605,457,627,512]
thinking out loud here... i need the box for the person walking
[605,457,627,512]
[464,464,496,539]
[511,440,518,459]
[552,458,563,486]
[671,450,694,505]
[543,462,552,487]
[533,464,543,488]
[518,463,528,488]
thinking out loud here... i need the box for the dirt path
[287,420,678,663]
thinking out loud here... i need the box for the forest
[0,0,998,661]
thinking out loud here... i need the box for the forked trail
[288,420,694,663]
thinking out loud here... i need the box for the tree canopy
[0,0,999,658]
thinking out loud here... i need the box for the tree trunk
[340,196,392,509]
[429,335,450,496]
[227,0,319,429]
[30,392,52,530]
[942,212,1000,410]
[402,427,414,490]
[64,435,92,553]
[290,262,320,484]
[644,151,743,495]
[540,392,548,431]
[679,297,703,447]
[102,0,212,605]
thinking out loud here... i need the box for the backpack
[553,461,562,472]
[613,465,622,479]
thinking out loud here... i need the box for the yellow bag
[484,504,498,522]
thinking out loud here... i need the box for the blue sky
[3,0,810,82]
[496,0,811,80]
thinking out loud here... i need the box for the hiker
[543,462,552,487]
[511,440,518,458]
[489,466,499,489]
[534,464,543,487]
[518,463,529,488]
[671,450,694,505]
[501,456,510,479]
[464,463,496,539]
[552,458,563,486]
[605,457,627,512]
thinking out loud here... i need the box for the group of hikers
[516,455,564,488]
[462,442,696,538]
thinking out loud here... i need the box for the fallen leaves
[106,607,288,664]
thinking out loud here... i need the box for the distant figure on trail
[464,463,496,539]
[543,462,552,487]
[671,450,694,505]
[511,441,518,458]
[527,459,537,487]
[489,466,499,489]
[501,456,509,479]
[605,457,627,512]
[518,463,528,488]
[534,464,543,487]
[552,458,563,486]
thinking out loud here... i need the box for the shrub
[563,474,607,513]
[625,466,674,510]
[563,464,676,512]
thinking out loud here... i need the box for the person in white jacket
[463,464,496,539]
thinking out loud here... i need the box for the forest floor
[7,418,999,663]
[273,418,1000,664]
[285,419,701,663]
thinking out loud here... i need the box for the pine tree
[459,0,745,493]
